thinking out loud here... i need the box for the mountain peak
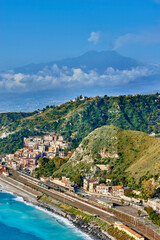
[80,50,121,58]
[15,50,143,75]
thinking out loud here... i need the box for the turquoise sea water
[0,191,92,240]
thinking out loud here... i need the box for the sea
[0,191,92,240]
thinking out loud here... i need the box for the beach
[0,177,113,240]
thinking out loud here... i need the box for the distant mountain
[0,50,159,112]
[15,50,144,74]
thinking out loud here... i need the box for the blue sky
[0,0,160,69]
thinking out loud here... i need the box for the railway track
[8,169,160,240]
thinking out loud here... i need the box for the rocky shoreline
[37,199,114,240]
[0,179,114,240]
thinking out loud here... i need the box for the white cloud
[88,32,100,45]
[14,73,25,86]
[113,32,160,50]
[0,72,26,89]
[103,67,155,84]
[0,64,158,93]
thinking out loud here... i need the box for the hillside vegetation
[53,125,160,184]
[0,93,160,154]
[0,129,43,154]
[0,112,34,134]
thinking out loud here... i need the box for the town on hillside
[1,134,69,174]
[0,134,160,222]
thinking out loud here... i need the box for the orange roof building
[114,222,144,240]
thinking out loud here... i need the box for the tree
[142,179,155,198]
[121,199,124,205]
[137,210,141,217]
[74,173,83,187]
[140,200,143,205]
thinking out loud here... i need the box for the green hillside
[0,129,43,154]
[0,112,34,134]
[53,125,160,185]
[0,93,160,154]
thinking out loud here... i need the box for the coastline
[0,179,114,240]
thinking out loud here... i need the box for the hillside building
[83,178,99,192]
[50,176,74,190]
[96,184,112,194]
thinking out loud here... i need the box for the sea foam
[13,193,93,240]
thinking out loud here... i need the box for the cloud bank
[113,32,160,50]
[0,64,159,93]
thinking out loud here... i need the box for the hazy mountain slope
[54,125,160,183]
[15,50,143,74]
[1,51,159,113]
